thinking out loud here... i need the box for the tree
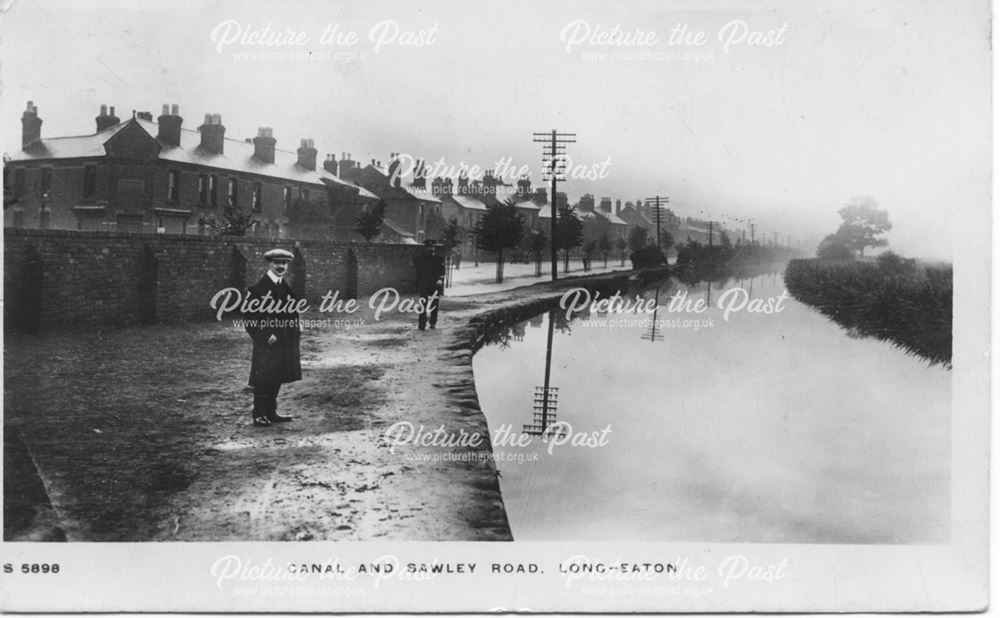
[554,205,584,272]
[199,200,258,237]
[615,235,628,266]
[582,240,597,271]
[441,216,463,270]
[816,233,853,259]
[474,198,524,282]
[356,199,386,242]
[627,226,648,252]
[658,229,675,252]
[835,196,891,257]
[528,230,548,277]
[598,233,612,267]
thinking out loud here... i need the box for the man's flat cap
[264,248,294,261]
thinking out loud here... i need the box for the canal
[471,267,950,543]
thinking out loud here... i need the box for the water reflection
[472,268,950,543]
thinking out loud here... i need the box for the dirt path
[4,269,654,541]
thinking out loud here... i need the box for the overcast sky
[2,0,990,258]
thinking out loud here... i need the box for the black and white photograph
[0,0,991,612]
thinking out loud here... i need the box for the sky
[1,0,991,259]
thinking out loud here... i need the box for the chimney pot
[162,104,170,115]
[171,103,179,115]
[100,104,108,116]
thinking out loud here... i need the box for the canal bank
[4,266,669,542]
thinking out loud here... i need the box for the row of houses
[3,101,686,258]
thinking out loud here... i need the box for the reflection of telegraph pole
[645,196,669,250]
[534,130,576,281]
[524,311,565,438]
[640,286,664,343]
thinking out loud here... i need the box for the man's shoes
[252,416,272,427]
[268,414,293,423]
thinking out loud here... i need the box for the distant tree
[615,235,628,266]
[598,233,612,267]
[554,205,584,272]
[356,199,386,242]
[816,232,854,259]
[528,230,548,277]
[199,200,258,237]
[719,230,732,249]
[582,240,597,271]
[441,216,463,270]
[658,229,675,252]
[442,216,462,252]
[474,198,524,282]
[836,196,892,257]
[627,226,648,253]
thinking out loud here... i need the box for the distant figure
[244,248,301,427]
[413,240,445,330]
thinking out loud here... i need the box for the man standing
[244,248,301,427]
[412,240,445,330]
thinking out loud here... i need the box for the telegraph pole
[533,130,576,281]
[644,195,670,250]
[708,221,714,247]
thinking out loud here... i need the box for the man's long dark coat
[244,275,302,387]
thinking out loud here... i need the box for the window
[228,178,237,207]
[40,167,52,199]
[198,174,208,205]
[209,175,218,207]
[83,165,97,199]
[13,167,25,197]
[252,182,262,211]
[167,170,179,203]
[301,188,310,202]
[283,186,292,212]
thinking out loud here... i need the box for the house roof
[448,194,489,211]
[356,164,442,204]
[10,118,377,198]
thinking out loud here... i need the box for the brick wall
[4,228,424,332]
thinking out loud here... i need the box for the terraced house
[4,101,375,236]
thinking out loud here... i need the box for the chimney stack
[412,159,426,189]
[323,153,338,175]
[199,113,226,154]
[157,103,183,146]
[94,103,120,133]
[252,126,276,164]
[337,153,356,179]
[458,171,469,195]
[21,101,42,149]
[297,138,317,170]
[388,153,402,188]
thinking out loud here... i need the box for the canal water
[471,268,950,543]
